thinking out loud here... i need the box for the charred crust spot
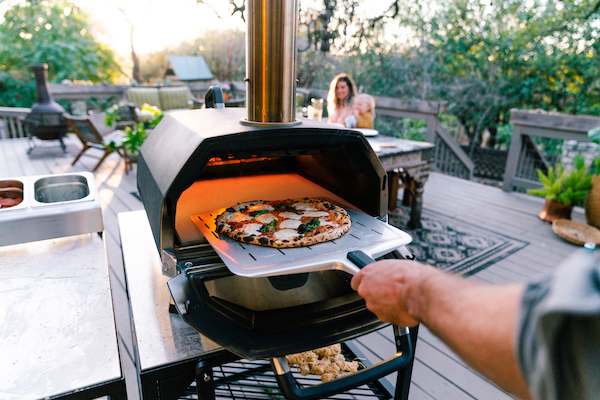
[226,207,235,213]
[258,237,269,245]
[242,235,254,242]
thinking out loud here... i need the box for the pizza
[215,198,351,248]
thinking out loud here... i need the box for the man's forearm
[411,270,531,399]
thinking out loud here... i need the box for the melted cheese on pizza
[302,211,329,218]
[280,211,303,220]
[228,212,253,223]
[241,223,263,236]
[318,218,335,227]
[279,219,302,229]
[255,213,277,224]
[293,202,317,211]
[273,228,301,240]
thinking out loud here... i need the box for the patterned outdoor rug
[388,206,529,276]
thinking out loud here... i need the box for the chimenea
[25,64,68,154]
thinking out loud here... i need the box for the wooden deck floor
[1,135,586,400]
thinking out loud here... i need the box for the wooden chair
[64,114,126,171]
[115,102,139,130]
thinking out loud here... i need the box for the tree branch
[584,0,600,19]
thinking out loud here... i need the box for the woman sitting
[326,73,358,125]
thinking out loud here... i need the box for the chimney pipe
[242,0,300,126]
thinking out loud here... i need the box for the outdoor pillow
[159,86,192,110]
[126,88,161,110]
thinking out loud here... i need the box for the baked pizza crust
[215,198,351,248]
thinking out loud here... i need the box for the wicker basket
[585,175,600,229]
[552,219,600,246]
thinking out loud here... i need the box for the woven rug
[388,207,529,276]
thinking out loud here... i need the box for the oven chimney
[242,0,300,126]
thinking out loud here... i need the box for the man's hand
[350,259,436,327]
[351,258,530,399]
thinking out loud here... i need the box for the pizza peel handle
[347,250,376,270]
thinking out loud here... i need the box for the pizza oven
[135,0,417,398]
[137,106,416,391]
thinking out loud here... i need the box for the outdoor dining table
[0,232,126,399]
[366,135,434,228]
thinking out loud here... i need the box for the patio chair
[64,114,126,171]
[115,102,139,129]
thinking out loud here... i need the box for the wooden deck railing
[0,107,30,139]
[503,108,600,192]
[307,89,474,180]
[2,84,475,180]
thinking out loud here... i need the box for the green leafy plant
[122,123,148,155]
[105,122,147,155]
[527,154,593,206]
[104,103,121,127]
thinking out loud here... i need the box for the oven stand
[183,326,416,400]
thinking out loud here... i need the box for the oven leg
[195,360,215,400]
[394,325,419,400]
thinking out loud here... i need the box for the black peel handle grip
[347,250,376,269]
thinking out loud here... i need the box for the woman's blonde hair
[355,93,376,119]
[326,73,358,117]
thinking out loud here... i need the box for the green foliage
[122,123,148,154]
[0,72,36,108]
[527,154,593,206]
[107,123,148,154]
[0,0,122,107]
[296,0,600,149]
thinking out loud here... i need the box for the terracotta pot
[539,199,573,223]
[586,175,600,229]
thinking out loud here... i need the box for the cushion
[126,88,161,110]
[158,86,192,110]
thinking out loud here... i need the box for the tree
[139,29,246,84]
[0,0,122,106]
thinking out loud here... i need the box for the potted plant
[527,154,593,222]
[585,129,600,228]
[121,123,148,164]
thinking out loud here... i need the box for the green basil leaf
[298,218,320,234]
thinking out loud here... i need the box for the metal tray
[191,206,412,278]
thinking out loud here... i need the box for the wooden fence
[307,88,474,179]
[502,108,600,192]
[0,107,30,139]
[2,84,476,180]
